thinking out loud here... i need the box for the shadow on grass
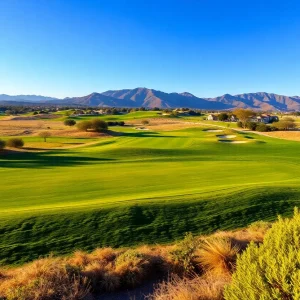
[0,150,114,168]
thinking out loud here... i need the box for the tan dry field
[262,130,300,141]
[0,118,101,138]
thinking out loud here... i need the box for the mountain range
[1,88,300,111]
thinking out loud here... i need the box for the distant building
[250,114,279,124]
[207,114,218,121]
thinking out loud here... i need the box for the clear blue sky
[1,0,300,98]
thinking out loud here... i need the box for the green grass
[68,111,162,121]
[1,127,300,264]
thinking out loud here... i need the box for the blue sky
[0,0,300,98]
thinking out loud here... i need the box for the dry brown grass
[0,258,91,300]
[0,224,270,299]
[261,130,300,141]
[196,238,240,275]
[0,119,106,139]
[149,274,230,300]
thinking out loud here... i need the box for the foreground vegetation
[0,219,271,299]
[1,211,299,300]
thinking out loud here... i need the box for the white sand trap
[205,129,223,132]
[135,127,149,130]
[216,134,236,138]
[219,140,248,144]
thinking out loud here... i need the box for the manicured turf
[1,127,300,264]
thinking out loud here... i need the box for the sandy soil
[0,119,103,138]
[216,135,236,139]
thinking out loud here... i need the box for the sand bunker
[219,140,248,144]
[135,127,149,130]
[216,135,236,138]
[205,129,223,132]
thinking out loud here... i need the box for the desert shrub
[0,258,91,300]
[39,131,51,142]
[114,250,151,287]
[91,247,116,263]
[77,120,92,132]
[0,139,5,150]
[256,123,270,132]
[150,274,229,300]
[247,220,272,233]
[91,119,108,132]
[64,119,76,126]
[218,113,229,121]
[171,233,200,275]
[245,121,257,131]
[272,120,296,130]
[224,208,300,300]
[6,138,24,148]
[236,121,243,128]
[141,120,149,125]
[197,237,240,275]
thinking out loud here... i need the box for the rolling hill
[208,92,300,111]
[0,94,58,102]
[1,89,300,110]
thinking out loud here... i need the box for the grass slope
[1,127,300,264]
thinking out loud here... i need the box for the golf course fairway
[1,127,300,264]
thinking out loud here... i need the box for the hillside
[101,88,230,109]
[208,92,300,111]
[0,94,58,102]
[1,89,300,110]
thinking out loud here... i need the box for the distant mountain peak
[180,92,196,97]
[1,89,300,111]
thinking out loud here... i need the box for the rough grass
[0,224,268,299]
[0,124,300,264]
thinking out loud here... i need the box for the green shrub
[64,119,76,126]
[0,139,5,150]
[91,119,108,132]
[224,208,300,300]
[171,233,200,274]
[245,122,257,131]
[247,220,272,233]
[272,120,296,131]
[237,121,243,128]
[77,120,92,132]
[218,113,229,121]
[256,123,270,132]
[6,138,24,148]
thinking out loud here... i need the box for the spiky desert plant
[197,237,240,275]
